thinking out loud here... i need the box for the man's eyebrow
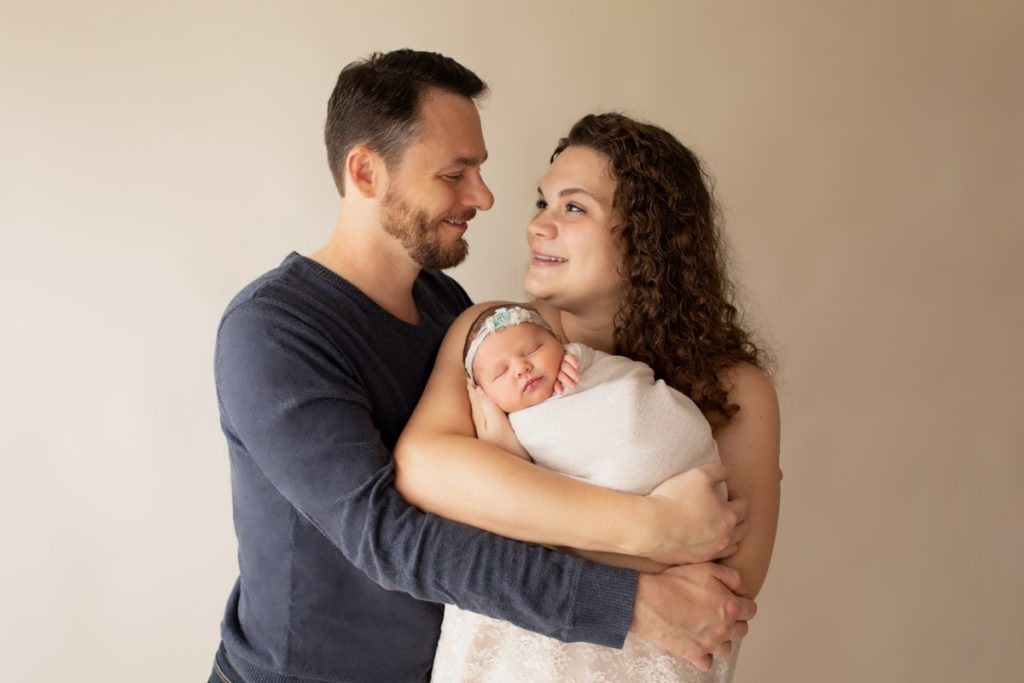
[451,151,488,166]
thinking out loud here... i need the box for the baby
[463,305,723,497]
[463,304,573,415]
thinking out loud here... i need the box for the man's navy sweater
[214,254,635,682]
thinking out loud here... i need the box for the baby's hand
[554,352,581,395]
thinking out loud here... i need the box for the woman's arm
[504,362,779,584]
[713,362,781,598]
[394,301,746,565]
[463,363,672,573]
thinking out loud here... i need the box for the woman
[395,113,780,681]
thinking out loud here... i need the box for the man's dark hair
[324,49,488,195]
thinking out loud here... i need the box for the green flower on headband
[491,308,512,330]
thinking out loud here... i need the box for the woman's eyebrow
[535,187,593,198]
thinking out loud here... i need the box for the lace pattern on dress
[431,605,737,683]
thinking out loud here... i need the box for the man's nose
[463,172,494,211]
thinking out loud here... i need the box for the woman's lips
[531,252,567,265]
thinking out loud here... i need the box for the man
[209,49,754,682]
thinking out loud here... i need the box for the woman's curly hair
[552,113,768,428]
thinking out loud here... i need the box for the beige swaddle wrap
[509,343,722,496]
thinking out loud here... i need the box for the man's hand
[630,563,756,671]
[639,462,749,564]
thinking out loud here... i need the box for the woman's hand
[637,462,750,565]
[467,379,531,461]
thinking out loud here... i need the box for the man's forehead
[405,91,487,164]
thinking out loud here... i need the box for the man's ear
[345,145,387,198]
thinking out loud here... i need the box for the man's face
[380,90,494,270]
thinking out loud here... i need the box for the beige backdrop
[2,1,1022,681]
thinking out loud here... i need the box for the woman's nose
[528,212,556,240]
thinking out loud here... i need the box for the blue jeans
[208,643,243,683]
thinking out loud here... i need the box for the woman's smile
[531,252,568,265]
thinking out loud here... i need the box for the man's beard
[380,187,472,270]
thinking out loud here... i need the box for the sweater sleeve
[215,299,636,647]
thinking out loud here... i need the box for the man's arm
[215,299,634,646]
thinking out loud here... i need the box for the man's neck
[310,214,423,325]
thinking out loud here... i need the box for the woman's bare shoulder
[720,361,773,390]
[720,362,778,414]
[522,301,565,337]
[452,299,556,331]
[440,300,532,367]
[448,300,521,335]
[455,299,530,320]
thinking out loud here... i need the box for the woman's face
[524,145,624,314]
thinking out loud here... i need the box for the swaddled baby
[463,305,722,496]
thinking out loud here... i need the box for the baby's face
[472,323,564,413]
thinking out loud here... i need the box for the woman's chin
[523,274,551,301]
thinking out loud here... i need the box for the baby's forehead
[488,322,550,344]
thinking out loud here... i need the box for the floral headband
[463,306,554,382]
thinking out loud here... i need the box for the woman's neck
[528,300,619,354]
[558,310,617,354]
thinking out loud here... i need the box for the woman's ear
[345,145,386,198]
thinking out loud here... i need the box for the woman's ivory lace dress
[431,346,738,681]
